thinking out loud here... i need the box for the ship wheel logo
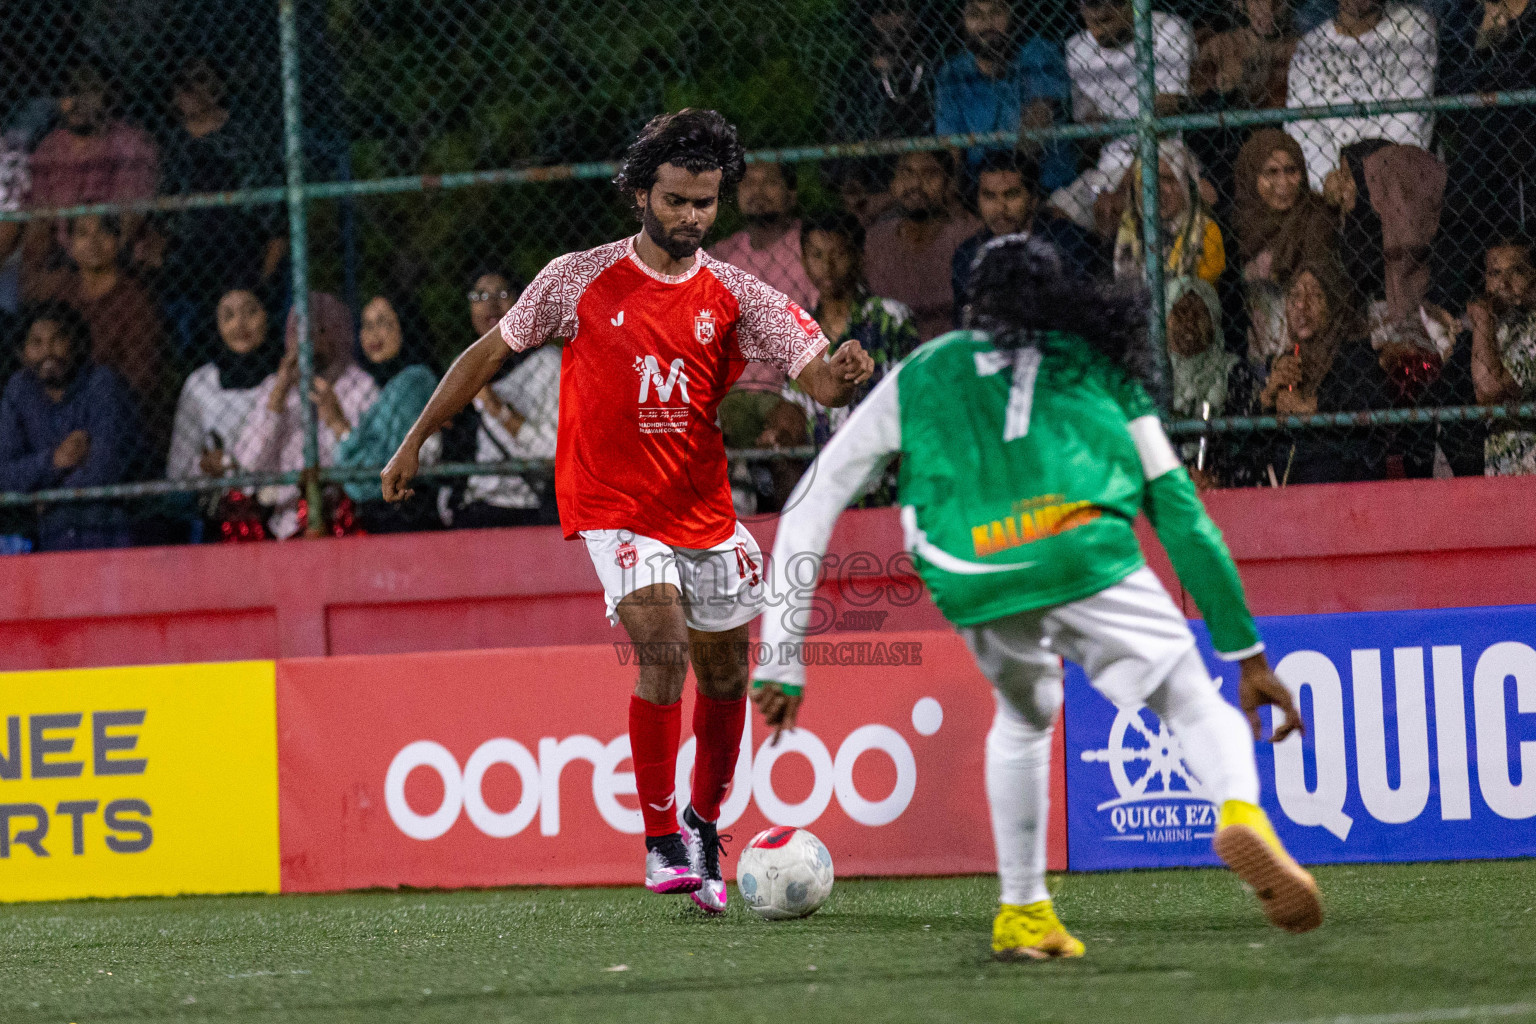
[1080,707,1210,810]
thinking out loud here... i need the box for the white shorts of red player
[581,522,765,633]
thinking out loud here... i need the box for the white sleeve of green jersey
[1127,415,1265,661]
[755,368,904,694]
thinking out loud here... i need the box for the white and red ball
[735,826,834,920]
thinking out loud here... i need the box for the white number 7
[973,348,1041,441]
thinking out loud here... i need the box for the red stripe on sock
[629,695,682,837]
[689,692,746,823]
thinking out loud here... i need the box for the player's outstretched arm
[381,327,509,502]
[794,340,875,408]
[755,367,903,744]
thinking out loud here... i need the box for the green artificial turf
[1,860,1533,1024]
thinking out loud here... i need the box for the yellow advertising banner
[0,660,279,902]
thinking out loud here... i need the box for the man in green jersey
[751,235,1322,959]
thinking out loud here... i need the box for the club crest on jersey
[694,308,717,345]
[615,542,638,569]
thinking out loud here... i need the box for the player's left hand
[1239,653,1304,743]
[751,681,802,746]
[829,339,875,386]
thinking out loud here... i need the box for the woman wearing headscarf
[1231,129,1339,363]
[1166,275,1245,487]
[166,285,282,481]
[333,293,441,532]
[233,292,379,539]
[1113,140,1226,287]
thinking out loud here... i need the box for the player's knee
[634,661,689,705]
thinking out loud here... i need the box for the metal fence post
[279,0,325,537]
[1132,0,1169,389]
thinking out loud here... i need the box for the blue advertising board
[1064,603,1536,870]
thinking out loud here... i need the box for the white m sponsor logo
[635,355,690,404]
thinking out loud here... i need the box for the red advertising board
[276,631,1067,892]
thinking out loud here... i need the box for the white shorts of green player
[958,566,1260,907]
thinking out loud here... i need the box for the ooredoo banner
[275,631,1068,892]
[1065,603,1536,870]
[0,661,281,902]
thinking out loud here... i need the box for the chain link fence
[0,0,1532,549]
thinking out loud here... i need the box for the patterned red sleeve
[703,255,828,377]
[498,239,628,352]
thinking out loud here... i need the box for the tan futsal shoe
[1214,800,1323,934]
[991,900,1086,961]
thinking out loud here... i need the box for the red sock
[629,695,682,837]
[690,693,747,823]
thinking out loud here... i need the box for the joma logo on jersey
[694,309,716,345]
[634,355,691,404]
[970,498,1101,558]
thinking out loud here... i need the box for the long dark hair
[963,234,1163,398]
[612,108,747,203]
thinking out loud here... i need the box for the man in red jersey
[381,110,873,912]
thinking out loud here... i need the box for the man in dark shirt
[0,302,138,550]
[951,150,1106,320]
[829,0,935,143]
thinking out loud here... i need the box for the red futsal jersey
[498,235,829,548]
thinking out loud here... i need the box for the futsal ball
[736,825,834,920]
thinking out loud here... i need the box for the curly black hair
[963,234,1164,399]
[612,109,747,201]
[22,300,93,360]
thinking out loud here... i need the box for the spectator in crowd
[829,159,898,229]
[1471,237,1536,473]
[863,150,981,341]
[0,302,136,549]
[234,293,377,539]
[157,59,286,363]
[1193,0,1300,109]
[952,150,1105,316]
[166,285,281,481]
[1285,0,1437,192]
[459,304,561,529]
[1165,275,1244,486]
[334,294,440,532]
[467,268,520,339]
[1049,0,1194,229]
[1190,0,1300,202]
[1323,140,1448,352]
[934,0,1075,192]
[1440,0,1536,242]
[47,214,164,405]
[829,0,935,143]
[1232,128,1338,362]
[0,123,28,314]
[770,210,919,446]
[709,163,817,312]
[22,63,158,299]
[1112,140,1226,286]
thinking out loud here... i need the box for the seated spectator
[21,63,158,300]
[467,268,520,339]
[952,151,1105,317]
[334,295,440,532]
[459,329,561,529]
[863,150,981,341]
[1439,0,1536,243]
[1049,0,1194,229]
[1190,0,1301,213]
[1165,276,1244,486]
[1232,128,1338,362]
[934,0,1075,192]
[828,0,935,143]
[158,59,286,363]
[166,286,281,481]
[1193,0,1300,109]
[1471,238,1536,474]
[46,215,165,406]
[1285,0,1437,193]
[233,293,377,539]
[0,302,136,550]
[774,210,919,445]
[828,159,898,229]
[1112,141,1226,286]
[1323,141,1447,353]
